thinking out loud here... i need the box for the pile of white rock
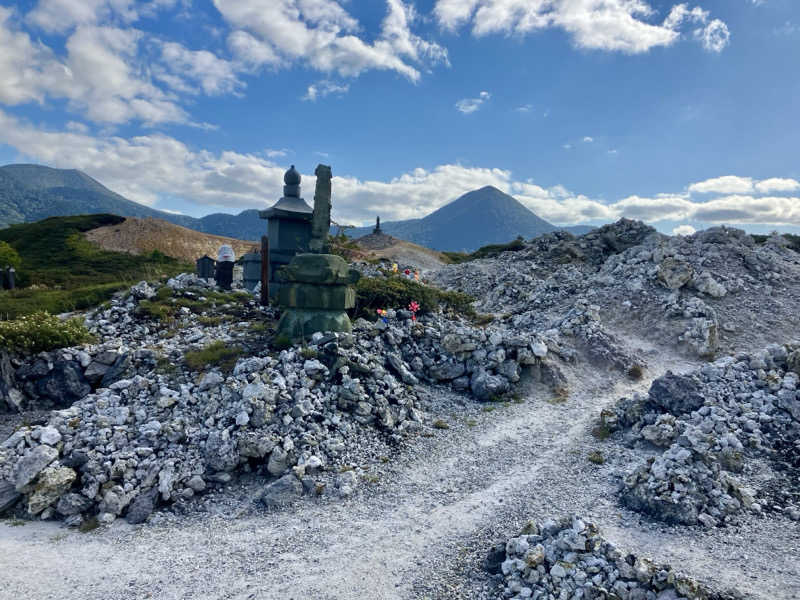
[602,343,800,526]
[432,220,800,361]
[495,515,738,600]
[0,275,568,526]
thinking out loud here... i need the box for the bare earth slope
[85,217,256,262]
[354,230,447,273]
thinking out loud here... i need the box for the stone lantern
[259,165,313,296]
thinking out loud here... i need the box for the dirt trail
[1,350,798,600]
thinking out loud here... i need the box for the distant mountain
[347,186,593,252]
[0,164,264,240]
[0,165,594,251]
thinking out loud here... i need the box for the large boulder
[648,372,705,415]
[658,258,693,290]
[27,466,76,514]
[470,370,510,401]
[13,445,59,491]
[0,480,21,514]
[260,474,303,507]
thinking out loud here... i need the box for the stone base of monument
[275,253,360,341]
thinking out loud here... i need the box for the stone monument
[309,164,332,254]
[260,165,313,297]
[373,216,382,235]
[275,164,360,341]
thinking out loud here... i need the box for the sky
[0,0,798,235]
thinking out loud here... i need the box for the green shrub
[587,451,605,464]
[0,215,189,317]
[0,283,124,319]
[0,312,93,354]
[0,241,21,270]
[354,275,475,319]
[184,341,243,373]
[441,237,527,264]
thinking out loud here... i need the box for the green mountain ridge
[0,164,264,239]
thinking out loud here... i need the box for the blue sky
[0,0,798,235]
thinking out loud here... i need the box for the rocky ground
[1,220,799,600]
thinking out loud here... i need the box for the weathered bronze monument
[274,164,360,341]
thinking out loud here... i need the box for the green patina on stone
[275,253,360,341]
[278,253,359,286]
[278,283,355,310]
[276,308,353,341]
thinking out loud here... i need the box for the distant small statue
[373,216,382,235]
[310,164,332,253]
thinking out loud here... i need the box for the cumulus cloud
[582,136,594,143]
[696,19,730,53]
[455,91,490,114]
[434,0,728,54]
[216,0,448,82]
[673,224,696,236]
[155,41,243,96]
[303,80,350,102]
[754,178,800,194]
[688,175,754,194]
[515,103,533,112]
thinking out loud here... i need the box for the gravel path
[2,348,799,600]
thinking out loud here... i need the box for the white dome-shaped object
[217,244,236,262]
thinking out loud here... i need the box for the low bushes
[184,341,243,372]
[0,312,93,354]
[354,275,475,319]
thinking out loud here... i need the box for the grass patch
[752,232,800,253]
[197,315,224,327]
[591,423,612,441]
[466,418,477,427]
[6,519,27,527]
[184,341,243,373]
[587,451,605,464]
[471,313,495,327]
[432,419,450,429]
[482,405,496,413]
[300,347,318,359]
[547,386,570,404]
[0,214,189,318]
[0,312,93,354]
[627,364,643,380]
[441,237,527,264]
[78,517,99,533]
[353,275,475,319]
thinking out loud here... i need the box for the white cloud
[265,148,290,158]
[2,110,800,229]
[455,91,491,114]
[303,80,350,102]
[672,224,696,236]
[215,0,447,82]
[696,19,730,53]
[562,143,572,150]
[688,175,754,195]
[0,13,189,125]
[582,136,594,143]
[755,178,800,194]
[434,0,728,54]
[515,103,533,113]
[25,0,179,33]
[156,41,243,96]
